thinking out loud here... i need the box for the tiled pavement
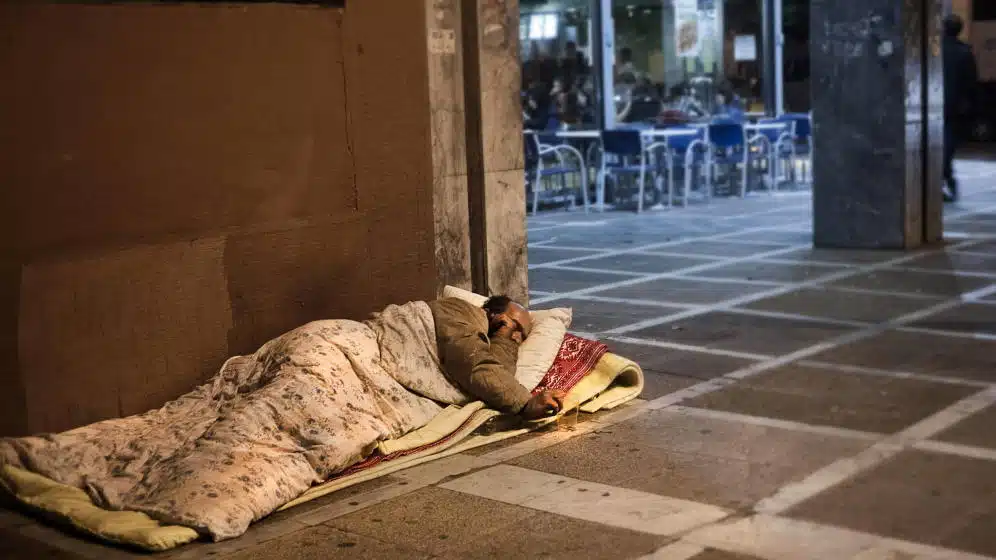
[4,159,996,559]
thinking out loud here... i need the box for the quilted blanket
[0,301,469,541]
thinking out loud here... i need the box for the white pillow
[440,286,571,390]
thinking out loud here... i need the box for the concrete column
[426,0,473,294]
[811,0,944,249]
[462,0,528,302]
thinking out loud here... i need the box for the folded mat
[0,334,643,552]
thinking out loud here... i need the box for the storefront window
[611,0,765,124]
[519,0,799,131]
[520,0,599,130]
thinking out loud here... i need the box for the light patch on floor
[439,464,730,536]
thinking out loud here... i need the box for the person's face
[490,302,532,343]
[505,302,532,343]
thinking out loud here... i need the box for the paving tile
[640,371,704,400]
[811,330,996,382]
[528,268,627,294]
[220,525,429,560]
[326,486,537,556]
[788,450,996,556]
[687,261,847,284]
[740,287,938,323]
[438,511,672,559]
[558,299,683,333]
[932,404,996,450]
[940,508,996,557]
[774,247,912,264]
[605,341,758,379]
[629,311,855,356]
[647,241,789,258]
[682,363,977,433]
[907,302,996,336]
[826,268,993,298]
[510,410,865,510]
[903,251,996,274]
[527,247,605,265]
[569,253,719,274]
[962,240,996,254]
[726,229,813,244]
[596,278,774,305]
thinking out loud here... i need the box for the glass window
[520,0,598,130]
[782,0,809,112]
[610,0,765,125]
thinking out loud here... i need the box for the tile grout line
[669,406,884,442]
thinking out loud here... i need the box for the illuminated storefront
[519,0,811,130]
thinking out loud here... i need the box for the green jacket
[427,298,532,414]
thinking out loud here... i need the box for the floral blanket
[0,302,469,541]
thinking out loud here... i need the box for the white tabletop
[554,130,601,139]
[744,123,788,131]
[640,128,700,138]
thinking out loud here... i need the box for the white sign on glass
[674,0,701,58]
[734,34,757,61]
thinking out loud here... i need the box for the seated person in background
[714,81,745,120]
[429,295,566,420]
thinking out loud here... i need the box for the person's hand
[521,390,567,420]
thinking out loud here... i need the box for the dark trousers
[943,118,963,194]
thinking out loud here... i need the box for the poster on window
[973,21,996,82]
[675,0,701,58]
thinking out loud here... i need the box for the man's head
[565,41,578,56]
[482,295,532,343]
[943,14,964,38]
[619,47,633,63]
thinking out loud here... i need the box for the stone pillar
[462,0,528,302]
[426,0,473,294]
[811,0,944,249]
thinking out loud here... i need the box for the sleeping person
[0,293,567,542]
[430,295,566,420]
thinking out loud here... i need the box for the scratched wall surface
[477,0,528,303]
[811,0,943,249]
[0,2,437,435]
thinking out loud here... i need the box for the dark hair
[566,40,577,50]
[944,14,964,38]
[482,295,513,317]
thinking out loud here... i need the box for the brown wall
[0,2,436,436]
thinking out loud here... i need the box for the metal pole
[595,0,615,129]
[773,0,784,114]
[760,0,778,115]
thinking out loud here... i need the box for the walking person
[942,14,979,202]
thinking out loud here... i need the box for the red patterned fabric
[324,334,608,482]
[532,334,609,394]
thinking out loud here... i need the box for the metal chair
[650,125,707,207]
[524,132,588,216]
[599,129,651,213]
[705,119,750,198]
[778,113,813,185]
[752,119,794,192]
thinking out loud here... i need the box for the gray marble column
[811,0,944,249]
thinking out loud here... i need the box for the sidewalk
[3,160,996,559]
